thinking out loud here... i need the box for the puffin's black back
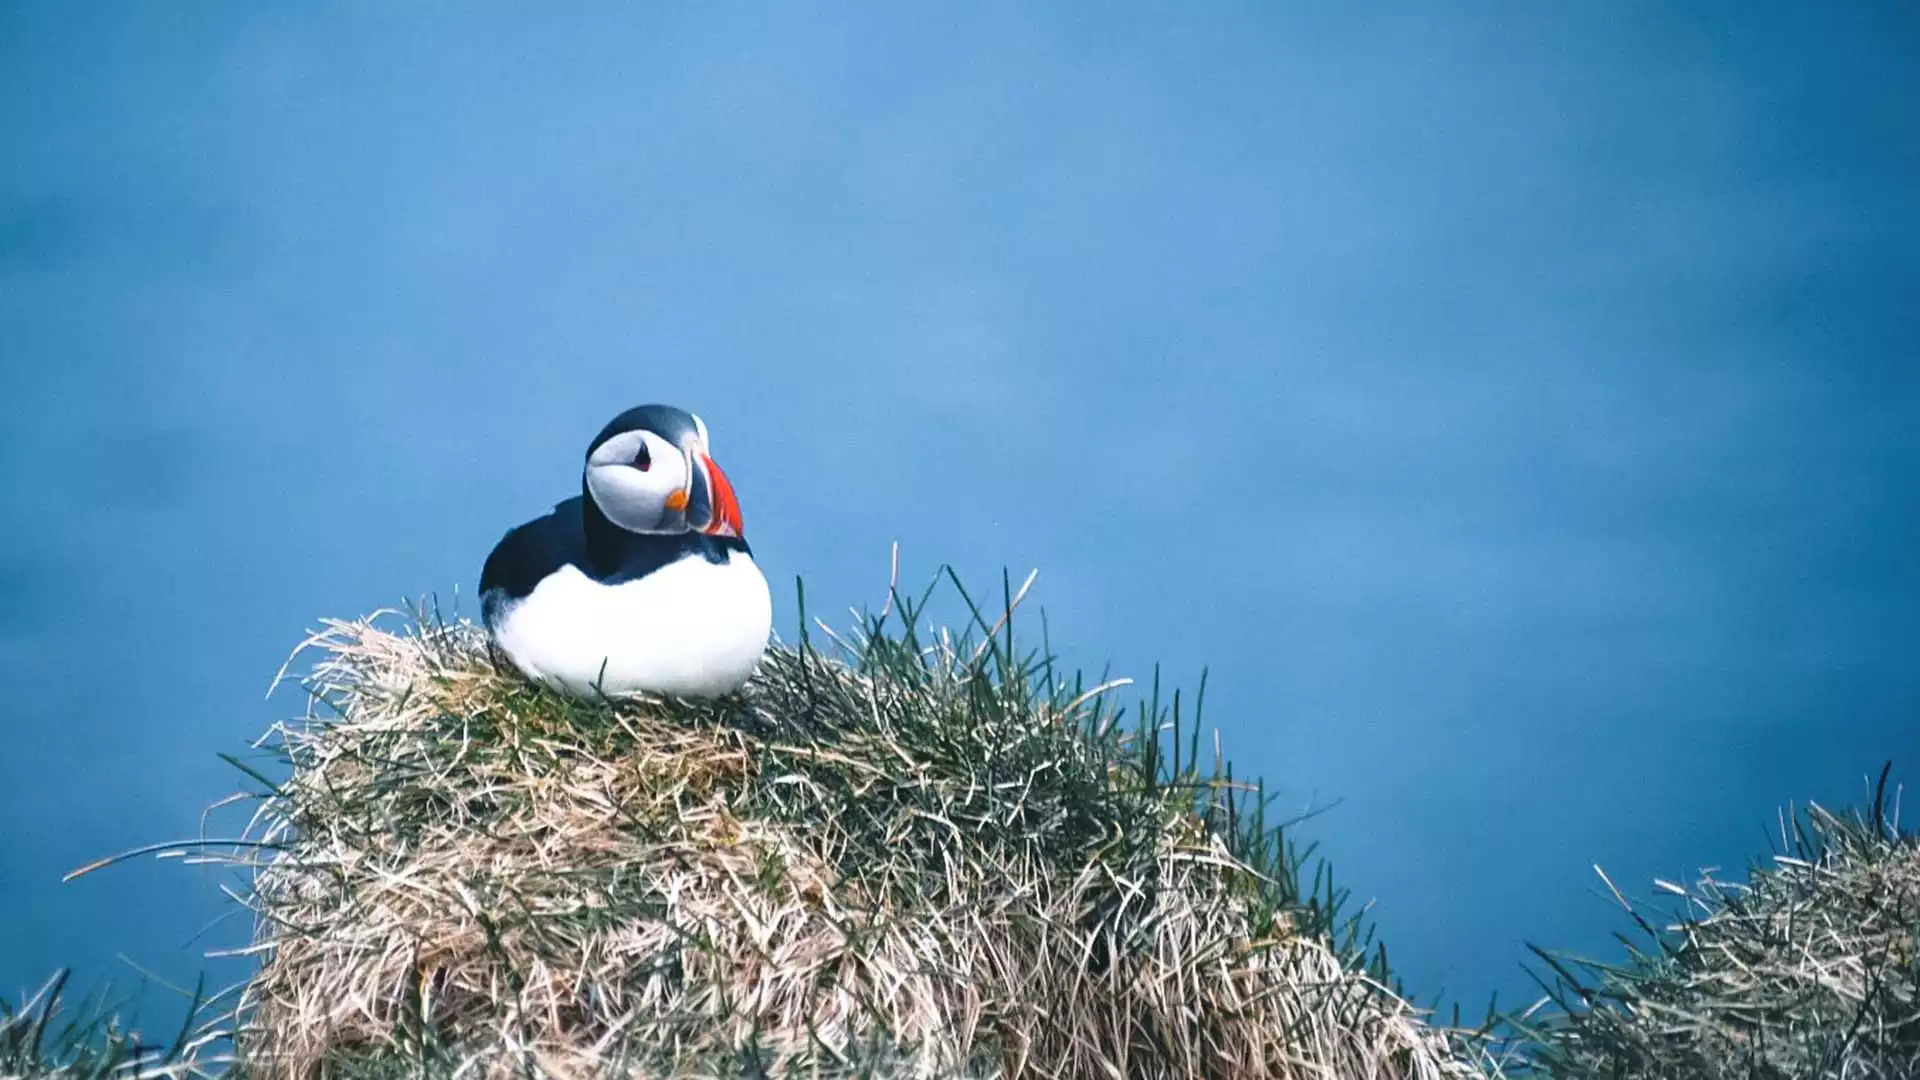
[479,495,751,628]
[479,498,583,626]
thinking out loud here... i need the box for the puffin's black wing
[479,496,587,628]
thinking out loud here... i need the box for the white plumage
[488,548,772,699]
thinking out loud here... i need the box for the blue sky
[3,2,1916,1034]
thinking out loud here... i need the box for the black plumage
[478,401,750,633]
[479,495,750,629]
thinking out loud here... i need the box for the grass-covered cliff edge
[9,573,1917,1078]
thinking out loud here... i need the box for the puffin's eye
[631,443,652,471]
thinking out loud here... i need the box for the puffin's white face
[585,429,692,534]
[582,414,745,539]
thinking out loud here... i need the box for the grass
[50,565,1477,1078]
[16,565,1914,1078]
[0,970,228,1080]
[1508,763,1920,1079]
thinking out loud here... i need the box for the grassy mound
[1516,769,1920,1079]
[16,568,1917,1079]
[198,574,1483,1078]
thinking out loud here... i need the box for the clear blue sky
[3,2,1916,1035]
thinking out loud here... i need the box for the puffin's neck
[579,483,748,581]
[580,483,680,578]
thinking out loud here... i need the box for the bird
[479,404,773,699]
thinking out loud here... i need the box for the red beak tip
[699,452,745,539]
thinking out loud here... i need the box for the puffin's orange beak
[697,453,744,539]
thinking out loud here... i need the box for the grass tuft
[1512,764,1920,1079]
[180,567,1489,1078]
[0,970,228,1080]
[29,565,1917,1077]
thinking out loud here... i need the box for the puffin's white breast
[490,550,773,699]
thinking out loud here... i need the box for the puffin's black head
[582,404,745,539]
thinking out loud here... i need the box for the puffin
[478,404,773,699]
